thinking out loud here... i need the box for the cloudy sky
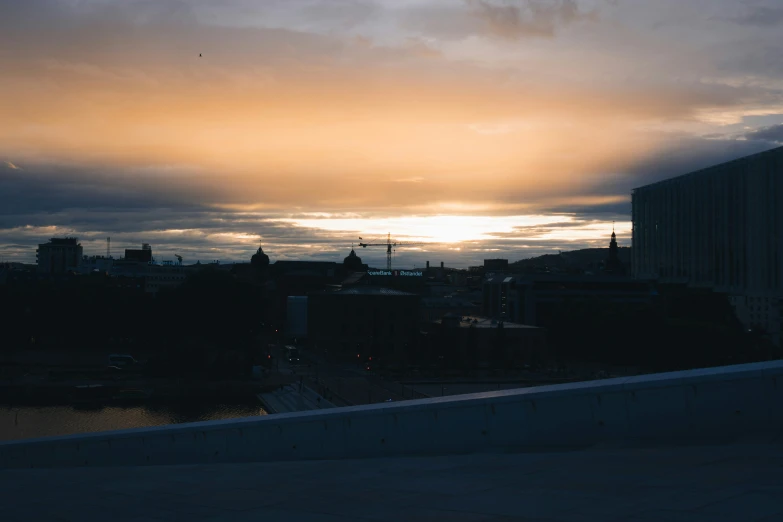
[2,0,783,267]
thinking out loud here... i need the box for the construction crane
[358,233,427,270]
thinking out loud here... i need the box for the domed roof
[251,246,269,268]
[344,248,363,269]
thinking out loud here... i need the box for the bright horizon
[2,0,782,267]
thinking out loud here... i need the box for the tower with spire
[251,242,270,281]
[605,222,625,275]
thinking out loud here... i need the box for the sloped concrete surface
[4,361,782,470]
[258,384,335,414]
[1,441,782,522]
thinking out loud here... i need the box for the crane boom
[358,232,427,270]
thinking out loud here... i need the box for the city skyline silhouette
[1,0,782,265]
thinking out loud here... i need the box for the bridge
[1,360,783,521]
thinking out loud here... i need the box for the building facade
[36,238,83,273]
[77,255,114,274]
[632,145,783,293]
[307,287,420,363]
[420,296,480,322]
[632,145,783,345]
[110,262,187,294]
[483,273,656,326]
[484,259,509,273]
[124,244,153,264]
[435,315,548,369]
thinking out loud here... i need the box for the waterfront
[0,401,267,441]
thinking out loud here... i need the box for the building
[77,255,114,274]
[430,315,547,369]
[111,245,187,294]
[307,287,420,363]
[632,145,783,292]
[343,248,367,272]
[632,145,783,344]
[286,296,308,339]
[362,268,427,292]
[482,273,656,326]
[124,243,153,264]
[420,296,480,322]
[138,264,188,294]
[484,259,509,272]
[605,227,626,275]
[268,260,344,330]
[36,238,83,273]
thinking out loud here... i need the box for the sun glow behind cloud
[275,214,622,245]
[2,0,783,265]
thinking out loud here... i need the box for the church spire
[609,222,618,249]
[605,223,623,275]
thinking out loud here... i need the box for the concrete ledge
[2,360,782,469]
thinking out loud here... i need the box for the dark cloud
[743,123,783,143]
[624,137,776,190]
[3,134,772,265]
[298,0,380,29]
[0,159,625,266]
[509,136,779,222]
[401,0,597,41]
[0,163,210,219]
[548,201,631,220]
[467,0,596,39]
[727,5,783,27]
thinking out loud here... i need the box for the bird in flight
[199,53,202,57]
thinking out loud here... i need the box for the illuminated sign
[367,270,423,277]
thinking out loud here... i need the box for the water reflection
[0,401,267,441]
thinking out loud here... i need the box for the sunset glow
[2,1,782,265]
[278,215,576,243]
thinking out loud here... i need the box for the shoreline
[0,373,296,405]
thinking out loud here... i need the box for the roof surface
[2,441,781,521]
[439,315,541,329]
[330,286,415,296]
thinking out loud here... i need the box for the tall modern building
[632,145,783,343]
[36,237,83,274]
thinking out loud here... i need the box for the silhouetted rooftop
[633,144,783,192]
[330,286,415,296]
[42,237,80,246]
[421,296,479,308]
[485,273,653,285]
[340,271,366,285]
[438,315,540,329]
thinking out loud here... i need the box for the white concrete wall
[2,360,782,469]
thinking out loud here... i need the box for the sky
[2,0,783,268]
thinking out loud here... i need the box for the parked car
[285,346,300,364]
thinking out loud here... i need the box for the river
[0,401,267,441]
